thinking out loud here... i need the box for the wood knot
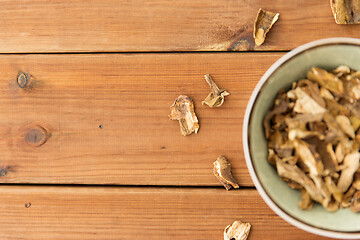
[17,72,31,88]
[24,125,49,146]
[0,168,7,176]
[0,166,15,177]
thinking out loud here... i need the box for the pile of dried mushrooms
[265,66,360,212]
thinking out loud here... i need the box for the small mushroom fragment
[283,156,298,165]
[213,156,239,190]
[275,158,324,203]
[253,8,279,46]
[307,67,344,95]
[288,129,324,141]
[344,101,360,118]
[285,113,324,130]
[324,176,343,203]
[343,75,360,101]
[288,180,303,189]
[267,148,277,165]
[293,88,326,115]
[264,99,288,139]
[350,191,360,212]
[307,130,341,169]
[320,87,335,100]
[299,189,313,210]
[337,152,360,192]
[342,186,356,208]
[311,175,332,208]
[297,79,326,108]
[169,95,199,136]
[350,115,360,131]
[335,142,345,163]
[325,99,350,117]
[333,65,351,76]
[293,140,324,176]
[224,220,251,240]
[320,142,339,173]
[330,0,360,24]
[336,115,355,138]
[325,200,339,212]
[354,172,360,190]
[202,74,230,108]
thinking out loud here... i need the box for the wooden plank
[0,0,359,53]
[0,186,330,240]
[0,53,282,186]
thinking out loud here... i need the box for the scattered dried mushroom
[202,74,230,108]
[253,8,279,46]
[214,156,239,190]
[265,66,360,212]
[330,0,360,24]
[224,220,251,240]
[169,95,199,136]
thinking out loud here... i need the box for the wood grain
[0,53,283,186]
[0,186,330,240]
[0,0,359,53]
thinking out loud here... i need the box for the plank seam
[0,50,289,55]
[0,183,256,189]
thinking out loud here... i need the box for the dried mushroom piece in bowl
[264,66,360,212]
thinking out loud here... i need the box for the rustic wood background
[0,0,359,239]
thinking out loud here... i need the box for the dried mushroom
[325,200,339,212]
[320,87,335,100]
[337,152,360,192]
[350,191,360,212]
[253,9,279,46]
[325,176,343,203]
[293,88,326,114]
[202,74,230,108]
[169,95,199,136]
[336,115,355,138]
[299,189,313,210]
[350,115,360,131]
[342,187,356,208]
[224,220,251,240]
[354,172,360,190]
[265,65,360,212]
[307,67,344,95]
[213,156,239,190]
[276,158,324,203]
[330,0,360,24]
[333,65,351,76]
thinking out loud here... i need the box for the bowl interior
[249,43,360,232]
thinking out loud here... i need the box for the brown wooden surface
[0,53,282,186]
[0,186,329,240]
[0,0,359,53]
[0,1,358,239]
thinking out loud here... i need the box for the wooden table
[0,1,359,239]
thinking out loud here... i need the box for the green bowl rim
[243,37,360,239]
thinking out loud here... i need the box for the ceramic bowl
[243,38,360,239]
